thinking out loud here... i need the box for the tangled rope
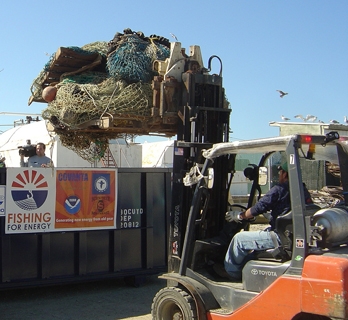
[310,186,344,207]
[326,162,341,178]
[107,34,169,83]
[30,42,108,104]
[35,29,171,162]
[42,77,152,129]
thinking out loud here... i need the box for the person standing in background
[20,142,53,168]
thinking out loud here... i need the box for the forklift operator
[221,162,312,280]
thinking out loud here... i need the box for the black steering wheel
[229,204,247,211]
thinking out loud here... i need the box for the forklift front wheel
[151,286,197,320]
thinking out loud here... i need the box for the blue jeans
[224,229,277,279]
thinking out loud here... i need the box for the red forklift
[151,52,348,319]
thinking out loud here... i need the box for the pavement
[0,274,166,320]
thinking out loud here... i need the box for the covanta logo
[11,170,48,210]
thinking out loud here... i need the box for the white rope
[183,164,205,186]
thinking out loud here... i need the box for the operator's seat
[255,211,292,261]
[191,222,246,270]
[274,210,293,253]
[257,203,321,261]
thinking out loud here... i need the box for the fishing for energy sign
[55,169,117,231]
[6,168,55,233]
[5,168,117,234]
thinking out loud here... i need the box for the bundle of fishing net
[42,73,152,161]
[57,131,119,162]
[43,75,152,128]
[35,30,171,162]
[30,42,108,103]
[106,31,170,83]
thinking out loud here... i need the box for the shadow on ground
[0,274,166,320]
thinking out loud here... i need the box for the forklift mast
[168,59,232,273]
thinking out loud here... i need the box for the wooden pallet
[46,113,179,137]
[28,47,102,105]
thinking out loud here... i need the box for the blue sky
[1,1,347,143]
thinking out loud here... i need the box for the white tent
[0,121,92,167]
[0,121,159,168]
[0,120,176,168]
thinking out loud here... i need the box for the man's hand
[225,210,243,223]
[248,216,256,222]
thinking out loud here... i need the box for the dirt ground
[0,274,166,320]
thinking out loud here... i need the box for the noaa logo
[94,176,108,193]
[64,196,81,214]
[11,170,48,210]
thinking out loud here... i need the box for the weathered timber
[29,47,104,104]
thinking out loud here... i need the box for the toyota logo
[251,269,258,275]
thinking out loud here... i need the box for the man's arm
[239,208,253,220]
[239,186,281,220]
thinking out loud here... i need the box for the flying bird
[277,90,288,98]
[170,33,178,41]
[281,115,290,121]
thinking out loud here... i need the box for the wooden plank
[55,47,99,62]
[28,95,44,105]
[30,47,104,104]
[49,115,179,136]
[57,55,103,80]
[55,127,178,135]
[51,57,94,68]
[45,67,78,79]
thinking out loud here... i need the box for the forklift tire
[151,286,197,320]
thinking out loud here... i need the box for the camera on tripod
[18,140,37,157]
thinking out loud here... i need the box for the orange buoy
[42,86,57,102]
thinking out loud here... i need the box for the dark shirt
[250,181,313,230]
[303,183,313,205]
[250,181,290,230]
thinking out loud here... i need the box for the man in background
[20,142,53,168]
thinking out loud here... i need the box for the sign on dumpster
[5,168,117,234]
